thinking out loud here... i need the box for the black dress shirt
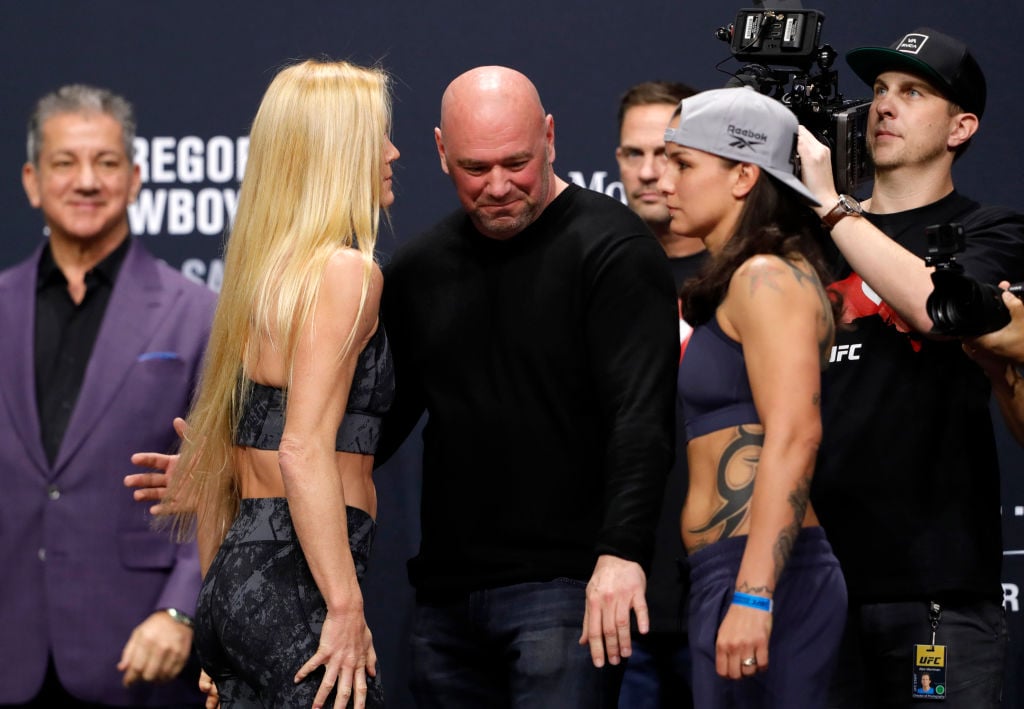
[34,238,129,464]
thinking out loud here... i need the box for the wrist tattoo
[736,581,773,596]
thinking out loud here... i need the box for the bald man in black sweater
[377,65,679,708]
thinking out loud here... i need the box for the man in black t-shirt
[796,27,1024,708]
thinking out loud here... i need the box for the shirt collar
[36,237,131,292]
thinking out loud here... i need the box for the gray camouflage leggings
[195,497,384,708]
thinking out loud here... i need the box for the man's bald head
[439,66,546,135]
[434,66,565,240]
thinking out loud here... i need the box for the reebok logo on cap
[727,125,767,151]
[663,87,820,205]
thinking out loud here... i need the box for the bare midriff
[681,423,819,554]
[235,447,377,519]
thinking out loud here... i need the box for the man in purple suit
[0,85,215,707]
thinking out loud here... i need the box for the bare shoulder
[320,248,382,303]
[738,253,824,290]
[324,248,382,283]
[736,253,789,276]
[724,253,826,330]
[318,249,383,334]
[731,254,807,299]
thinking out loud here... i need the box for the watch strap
[822,194,862,229]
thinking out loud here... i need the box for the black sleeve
[958,204,1024,284]
[586,233,680,569]
[374,258,427,469]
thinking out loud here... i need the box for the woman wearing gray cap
[658,86,847,708]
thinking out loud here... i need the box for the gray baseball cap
[664,87,819,206]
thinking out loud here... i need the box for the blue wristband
[732,591,773,613]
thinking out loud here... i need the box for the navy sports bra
[678,316,760,442]
[234,326,394,455]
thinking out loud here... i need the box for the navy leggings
[195,498,384,708]
[687,527,847,709]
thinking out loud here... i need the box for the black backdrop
[3,2,1023,705]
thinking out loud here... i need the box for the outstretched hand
[124,417,187,515]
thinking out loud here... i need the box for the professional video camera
[715,2,871,194]
[924,223,1024,337]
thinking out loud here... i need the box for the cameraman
[966,283,1024,445]
[796,27,1024,708]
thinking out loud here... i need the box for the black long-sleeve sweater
[378,184,679,595]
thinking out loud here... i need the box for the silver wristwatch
[164,607,195,628]
[821,194,863,229]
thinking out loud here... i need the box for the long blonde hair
[165,59,392,551]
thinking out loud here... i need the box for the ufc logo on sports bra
[829,344,862,363]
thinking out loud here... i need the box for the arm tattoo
[689,425,764,539]
[736,581,773,595]
[818,297,835,362]
[780,258,816,289]
[779,259,835,360]
[747,263,787,296]
[771,474,812,584]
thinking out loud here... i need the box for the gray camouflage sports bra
[233,326,394,454]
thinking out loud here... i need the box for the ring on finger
[741,656,758,668]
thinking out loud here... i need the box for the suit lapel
[0,248,50,477]
[53,240,176,473]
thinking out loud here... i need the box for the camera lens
[927,275,1011,337]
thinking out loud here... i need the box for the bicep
[727,272,824,438]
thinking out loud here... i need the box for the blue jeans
[828,599,1007,708]
[409,579,623,708]
[618,632,694,709]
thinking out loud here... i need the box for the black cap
[846,27,986,118]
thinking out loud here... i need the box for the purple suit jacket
[0,239,216,705]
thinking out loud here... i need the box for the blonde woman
[658,88,846,708]
[161,59,398,708]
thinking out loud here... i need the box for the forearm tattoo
[688,424,814,591]
[772,473,812,585]
[689,425,763,540]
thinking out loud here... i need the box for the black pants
[828,598,1006,708]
